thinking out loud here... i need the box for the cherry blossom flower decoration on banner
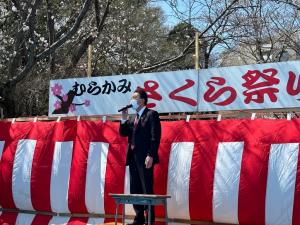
[50,82,91,114]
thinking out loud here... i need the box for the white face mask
[130,99,139,110]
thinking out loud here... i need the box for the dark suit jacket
[119,108,161,166]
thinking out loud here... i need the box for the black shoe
[127,221,144,225]
[144,217,154,225]
[144,222,154,225]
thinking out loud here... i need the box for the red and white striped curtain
[1,119,300,225]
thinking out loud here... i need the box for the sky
[149,1,181,26]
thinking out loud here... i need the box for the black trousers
[129,159,155,224]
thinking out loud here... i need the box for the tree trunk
[46,0,56,74]
[1,85,17,118]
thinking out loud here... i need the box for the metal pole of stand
[122,203,125,225]
[164,199,168,225]
[115,201,119,225]
[148,203,151,225]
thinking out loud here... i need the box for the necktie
[131,114,139,150]
[134,113,139,128]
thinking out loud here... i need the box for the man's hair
[134,87,148,105]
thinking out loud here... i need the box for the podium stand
[109,194,171,225]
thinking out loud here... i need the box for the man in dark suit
[119,87,161,225]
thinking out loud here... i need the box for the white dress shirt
[121,106,146,124]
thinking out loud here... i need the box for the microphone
[118,104,132,112]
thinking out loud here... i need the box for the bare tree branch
[36,0,93,61]
[271,0,300,10]
[137,0,239,73]
[46,0,56,73]
[7,0,43,82]
[11,0,27,20]
[7,0,93,87]
[95,0,101,28]
[70,0,111,67]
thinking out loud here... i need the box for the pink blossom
[63,94,68,101]
[54,100,61,110]
[84,99,90,107]
[51,83,63,96]
[69,104,76,112]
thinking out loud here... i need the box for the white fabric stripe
[167,142,194,220]
[265,143,299,225]
[87,217,105,224]
[168,223,187,225]
[124,165,135,216]
[213,142,244,224]
[0,141,4,160]
[50,141,73,213]
[85,142,109,214]
[15,213,35,225]
[12,139,36,210]
[48,216,69,225]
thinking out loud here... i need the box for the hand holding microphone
[117,104,132,112]
[118,99,139,120]
[118,104,132,120]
